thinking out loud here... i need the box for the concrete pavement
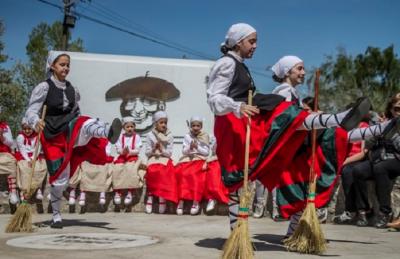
[0,212,399,259]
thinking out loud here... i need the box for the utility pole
[62,0,76,50]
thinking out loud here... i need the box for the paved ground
[0,212,399,259]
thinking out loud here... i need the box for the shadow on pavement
[34,219,117,230]
[195,236,287,252]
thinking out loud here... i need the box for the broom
[5,105,47,233]
[284,69,327,254]
[222,90,254,259]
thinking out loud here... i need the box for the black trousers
[373,158,400,214]
[341,160,367,212]
[352,160,374,212]
[353,158,400,214]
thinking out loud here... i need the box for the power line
[34,0,271,78]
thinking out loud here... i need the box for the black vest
[225,54,255,102]
[43,79,80,139]
[225,54,285,110]
[45,79,76,116]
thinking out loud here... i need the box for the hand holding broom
[5,105,47,233]
[222,90,254,259]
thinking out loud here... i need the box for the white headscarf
[122,116,135,125]
[189,116,204,124]
[153,110,168,123]
[21,117,29,126]
[46,50,70,78]
[271,56,303,79]
[223,23,256,48]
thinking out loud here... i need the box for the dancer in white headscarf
[25,51,122,229]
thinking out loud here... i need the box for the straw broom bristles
[222,188,254,259]
[5,105,47,233]
[221,90,254,259]
[283,70,327,254]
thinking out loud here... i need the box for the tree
[0,20,27,134]
[307,46,400,113]
[17,21,84,92]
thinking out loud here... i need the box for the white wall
[63,51,215,160]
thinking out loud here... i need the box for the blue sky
[1,0,399,93]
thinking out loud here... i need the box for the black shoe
[340,97,371,131]
[50,221,63,229]
[356,211,369,227]
[273,215,288,222]
[108,118,122,144]
[375,211,393,229]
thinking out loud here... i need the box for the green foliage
[21,21,84,92]
[1,20,84,135]
[0,20,27,134]
[308,46,400,113]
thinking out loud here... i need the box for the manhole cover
[6,233,159,250]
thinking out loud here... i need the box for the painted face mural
[106,74,180,133]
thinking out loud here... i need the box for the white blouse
[272,83,300,103]
[0,125,14,148]
[16,134,40,161]
[25,76,80,129]
[206,51,244,118]
[145,131,174,158]
[182,133,209,157]
[115,133,142,156]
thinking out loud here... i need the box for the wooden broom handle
[243,90,253,189]
[27,105,47,195]
[309,70,320,195]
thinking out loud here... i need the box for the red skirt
[114,155,138,164]
[215,102,308,192]
[204,160,229,203]
[41,116,109,184]
[176,160,207,202]
[145,160,178,203]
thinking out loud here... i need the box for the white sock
[301,110,349,130]
[100,192,106,199]
[348,120,392,142]
[50,185,65,222]
[79,191,86,200]
[83,119,110,138]
[69,189,76,199]
[286,211,303,236]
[228,190,240,230]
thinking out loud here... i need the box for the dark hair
[301,96,319,110]
[272,74,284,83]
[385,93,400,119]
[220,44,233,55]
[53,54,70,64]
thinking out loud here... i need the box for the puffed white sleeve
[161,135,174,158]
[182,134,192,155]
[196,139,210,157]
[130,135,142,155]
[1,126,14,149]
[115,135,123,155]
[145,134,155,157]
[25,82,49,129]
[16,134,31,161]
[206,57,243,118]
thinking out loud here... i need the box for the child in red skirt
[0,106,17,205]
[15,118,47,201]
[203,135,229,212]
[144,111,177,214]
[175,116,210,215]
[113,116,142,205]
